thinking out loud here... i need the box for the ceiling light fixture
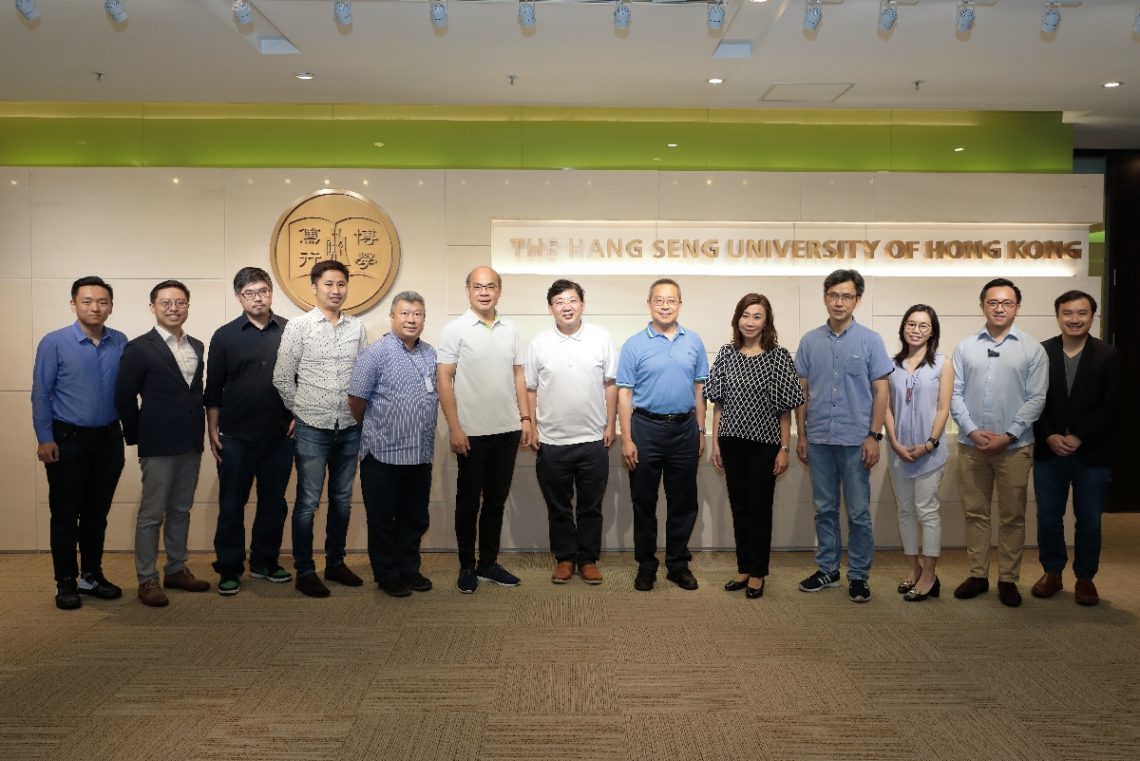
[614,0,631,29]
[708,0,725,30]
[804,0,823,30]
[232,0,252,25]
[878,0,897,31]
[295,72,315,80]
[956,0,975,32]
[334,1,352,27]
[708,77,724,85]
[954,147,965,152]
[519,0,535,28]
[430,0,447,27]
[1103,81,1122,88]
[104,0,126,23]
[15,0,38,21]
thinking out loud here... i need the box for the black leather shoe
[79,571,123,600]
[904,577,940,602]
[634,568,656,592]
[378,577,412,598]
[897,579,917,594]
[403,573,433,592]
[55,578,81,611]
[665,568,699,590]
[953,576,990,599]
[724,578,748,592]
[745,579,765,599]
[997,581,1022,608]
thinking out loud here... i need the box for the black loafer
[745,579,765,599]
[665,568,699,590]
[724,578,748,592]
[378,577,412,598]
[403,573,433,592]
[634,568,656,592]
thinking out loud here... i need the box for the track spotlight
[519,0,535,28]
[105,0,126,23]
[708,0,725,30]
[15,0,38,20]
[232,0,252,25]
[430,0,447,27]
[614,0,630,29]
[334,1,352,26]
[1041,2,1060,32]
[956,1,975,32]
[803,0,822,30]
[878,0,897,31]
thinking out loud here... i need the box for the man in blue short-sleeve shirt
[794,269,893,603]
[617,278,709,593]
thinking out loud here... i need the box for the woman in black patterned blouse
[704,293,805,599]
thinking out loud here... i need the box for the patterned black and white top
[704,343,806,444]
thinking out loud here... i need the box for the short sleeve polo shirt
[616,323,709,415]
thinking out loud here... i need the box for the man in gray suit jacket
[115,280,210,607]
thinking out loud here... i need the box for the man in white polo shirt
[526,279,617,585]
[437,265,534,594]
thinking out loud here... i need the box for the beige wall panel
[0,168,31,278]
[801,174,878,222]
[0,280,33,391]
[0,393,38,550]
[874,173,1104,224]
[657,172,803,221]
[445,170,661,246]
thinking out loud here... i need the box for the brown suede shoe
[1031,572,1063,599]
[164,568,210,592]
[1074,577,1100,606]
[324,563,364,587]
[551,561,574,584]
[953,576,990,599]
[579,563,603,585]
[138,579,169,607]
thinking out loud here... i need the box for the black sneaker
[634,568,656,592]
[378,577,412,598]
[403,573,433,592]
[55,578,81,610]
[798,569,841,592]
[476,562,521,587]
[848,579,872,603]
[665,568,699,590]
[249,565,293,583]
[457,567,478,594]
[79,571,123,600]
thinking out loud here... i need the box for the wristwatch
[927,437,940,449]
[1005,431,1017,443]
[867,431,884,441]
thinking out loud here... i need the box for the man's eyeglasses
[468,283,499,293]
[155,299,188,310]
[651,298,679,307]
[984,299,1017,309]
[825,292,858,304]
[239,287,271,301]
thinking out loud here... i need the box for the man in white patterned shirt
[273,260,368,598]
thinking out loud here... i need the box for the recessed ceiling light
[667,143,679,148]
[708,78,724,85]
[362,179,369,185]
[1103,81,1122,88]
[373,142,385,148]
[954,147,965,152]
[323,179,331,185]
[285,179,291,184]
[172,178,180,184]
[10,180,18,186]
[295,72,315,80]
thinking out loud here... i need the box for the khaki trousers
[956,444,1033,583]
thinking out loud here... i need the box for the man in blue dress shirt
[617,278,708,592]
[795,269,893,603]
[32,276,127,610]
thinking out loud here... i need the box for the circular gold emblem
[270,189,401,314]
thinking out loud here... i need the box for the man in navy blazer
[115,280,211,607]
[1031,289,1121,607]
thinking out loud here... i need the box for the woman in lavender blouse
[884,305,953,602]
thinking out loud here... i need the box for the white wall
[0,166,1103,558]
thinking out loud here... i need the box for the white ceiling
[3,0,1139,149]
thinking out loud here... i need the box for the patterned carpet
[2,515,1139,761]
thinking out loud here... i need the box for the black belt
[633,408,694,424]
[53,419,120,435]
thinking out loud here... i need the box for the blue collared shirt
[616,323,708,414]
[31,321,127,444]
[951,324,1048,448]
[795,319,893,446]
[348,331,439,465]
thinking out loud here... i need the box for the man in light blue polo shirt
[617,278,708,592]
[795,269,893,603]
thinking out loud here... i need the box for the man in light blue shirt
[951,277,1048,608]
[794,269,893,603]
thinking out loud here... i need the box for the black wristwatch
[867,431,884,441]
[1005,431,1017,443]
[927,437,940,449]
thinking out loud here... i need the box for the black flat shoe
[903,576,940,602]
[745,579,765,599]
[897,579,917,594]
[724,578,748,592]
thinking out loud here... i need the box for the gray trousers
[136,452,202,583]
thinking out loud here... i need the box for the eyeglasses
[468,283,499,293]
[904,321,932,332]
[825,292,858,304]
[155,299,188,310]
[551,298,581,308]
[651,298,679,307]
[239,287,271,301]
[984,299,1017,309]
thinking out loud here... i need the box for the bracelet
[520,416,532,422]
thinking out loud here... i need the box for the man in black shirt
[206,267,295,595]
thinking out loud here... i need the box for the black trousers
[360,455,432,582]
[628,414,699,572]
[211,434,293,577]
[44,420,125,582]
[536,440,609,565]
[455,430,521,569]
[719,436,779,577]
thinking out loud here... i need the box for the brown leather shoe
[997,581,1022,608]
[138,579,169,607]
[551,561,574,584]
[296,572,330,598]
[1074,577,1100,606]
[1031,572,1063,599]
[324,563,363,587]
[164,568,210,592]
[953,576,990,599]
[579,563,603,585]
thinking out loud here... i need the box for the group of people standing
[32,263,1117,611]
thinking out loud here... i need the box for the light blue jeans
[807,443,873,581]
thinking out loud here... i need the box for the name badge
[424,377,434,393]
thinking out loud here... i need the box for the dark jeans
[455,430,521,569]
[360,455,432,582]
[1034,455,1111,579]
[628,413,699,572]
[212,434,293,577]
[44,421,125,582]
[292,420,360,576]
[719,437,779,578]
[536,440,609,566]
